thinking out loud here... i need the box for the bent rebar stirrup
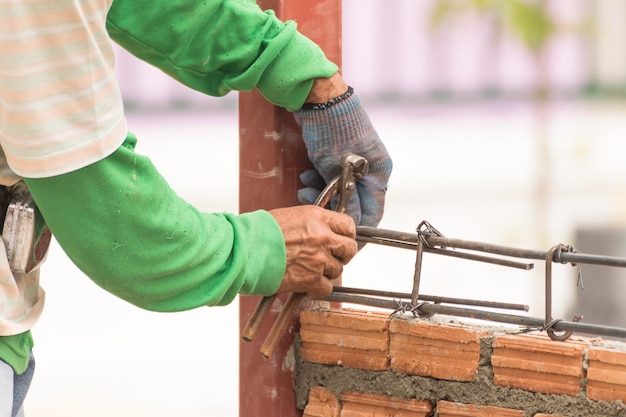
[322,221,626,342]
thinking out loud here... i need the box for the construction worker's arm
[106,0,338,111]
[107,0,391,229]
[24,134,283,310]
[24,133,356,311]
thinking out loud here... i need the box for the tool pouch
[0,182,51,273]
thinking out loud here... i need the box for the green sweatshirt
[2,0,337,374]
[106,0,338,111]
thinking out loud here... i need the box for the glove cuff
[294,88,376,153]
[300,86,354,110]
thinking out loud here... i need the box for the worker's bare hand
[270,205,357,297]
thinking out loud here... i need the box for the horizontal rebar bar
[332,286,529,311]
[321,293,626,339]
[357,226,626,268]
[357,235,534,270]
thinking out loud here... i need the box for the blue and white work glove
[294,87,393,227]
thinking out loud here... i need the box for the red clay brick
[392,319,486,344]
[303,387,340,417]
[437,400,524,417]
[340,391,433,417]
[301,309,390,332]
[389,319,486,382]
[300,309,390,371]
[492,334,586,396]
[587,347,626,402]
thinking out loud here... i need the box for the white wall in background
[113,0,610,108]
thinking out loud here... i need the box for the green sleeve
[24,133,286,312]
[0,332,33,375]
[106,0,338,111]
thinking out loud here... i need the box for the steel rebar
[357,235,534,270]
[321,293,626,339]
[354,224,626,341]
[357,226,626,268]
[332,286,528,311]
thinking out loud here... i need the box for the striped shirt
[0,0,127,178]
[0,0,126,335]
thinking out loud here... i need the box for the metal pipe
[331,286,529,311]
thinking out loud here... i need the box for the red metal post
[238,1,341,417]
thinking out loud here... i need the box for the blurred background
[24,0,626,415]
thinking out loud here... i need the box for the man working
[0,0,393,415]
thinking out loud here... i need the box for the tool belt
[0,182,51,273]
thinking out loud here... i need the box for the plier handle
[314,153,368,213]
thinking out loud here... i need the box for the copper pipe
[260,293,306,358]
[241,295,276,343]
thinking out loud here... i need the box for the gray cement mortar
[294,315,626,417]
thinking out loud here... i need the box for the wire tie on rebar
[416,220,445,249]
[389,299,434,319]
[569,247,585,290]
[408,301,434,318]
[543,315,582,342]
[512,326,537,335]
[513,319,570,336]
[553,244,585,290]
[577,266,584,290]
[541,318,562,332]
[542,318,573,341]
[552,243,578,266]
[514,321,570,340]
[553,244,564,264]
[389,299,408,318]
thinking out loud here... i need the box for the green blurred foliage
[430,0,556,52]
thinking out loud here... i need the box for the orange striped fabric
[0,0,127,178]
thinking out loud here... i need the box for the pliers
[241,153,369,358]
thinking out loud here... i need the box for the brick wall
[294,308,626,417]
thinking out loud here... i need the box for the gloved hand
[294,87,392,227]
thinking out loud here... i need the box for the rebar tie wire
[318,221,626,342]
[553,244,585,290]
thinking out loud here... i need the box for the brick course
[297,308,626,417]
[303,388,578,417]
